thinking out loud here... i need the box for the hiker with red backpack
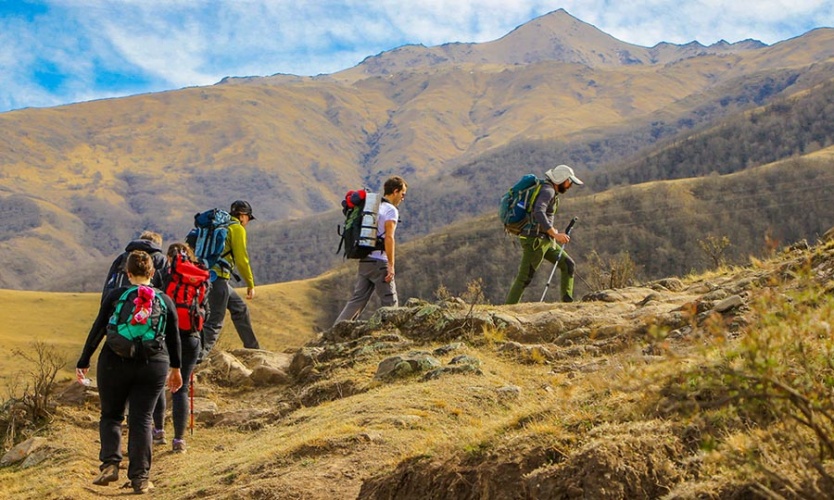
[334,176,408,324]
[151,243,210,453]
[505,165,583,304]
[76,250,182,494]
[198,200,260,360]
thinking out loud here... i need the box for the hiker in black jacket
[102,231,168,301]
[77,250,182,494]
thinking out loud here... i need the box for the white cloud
[0,0,832,112]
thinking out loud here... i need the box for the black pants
[153,334,200,440]
[97,346,167,482]
[201,277,259,355]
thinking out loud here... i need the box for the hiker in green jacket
[506,165,583,304]
[200,200,260,359]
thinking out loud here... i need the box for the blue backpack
[186,209,237,274]
[499,174,545,235]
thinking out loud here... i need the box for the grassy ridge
[0,279,328,385]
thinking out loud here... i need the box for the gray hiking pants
[201,277,259,357]
[334,258,398,325]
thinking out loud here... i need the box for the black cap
[230,200,255,220]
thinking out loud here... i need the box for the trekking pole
[540,217,578,302]
[189,371,195,436]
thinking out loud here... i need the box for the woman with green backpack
[76,250,182,494]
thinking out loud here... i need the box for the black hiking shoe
[562,294,574,303]
[92,463,119,486]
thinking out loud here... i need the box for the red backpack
[164,255,210,333]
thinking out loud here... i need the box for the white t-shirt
[369,201,398,262]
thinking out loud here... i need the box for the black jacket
[102,239,168,298]
[77,286,181,369]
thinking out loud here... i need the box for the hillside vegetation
[255,148,834,324]
[2,226,834,499]
[2,11,834,291]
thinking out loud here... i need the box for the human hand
[168,368,183,393]
[247,287,255,300]
[76,367,91,386]
[553,233,570,245]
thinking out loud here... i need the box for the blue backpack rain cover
[186,209,237,272]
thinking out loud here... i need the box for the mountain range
[1,8,833,297]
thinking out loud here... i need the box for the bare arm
[384,219,397,282]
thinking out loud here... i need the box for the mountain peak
[340,9,653,78]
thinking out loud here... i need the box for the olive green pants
[506,236,575,304]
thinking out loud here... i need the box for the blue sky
[1,0,832,113]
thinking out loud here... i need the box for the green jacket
[213,216,255,288]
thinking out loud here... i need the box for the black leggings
[153,334,200,439]
[97,346,167,482]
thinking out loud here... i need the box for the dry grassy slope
[0,278,328,388]
[2,228,832,499]
[2,16,834,292]
[0,82,390,220]
[0,197,94,290]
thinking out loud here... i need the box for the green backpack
[105,285,167,359]
[499,174,545,235]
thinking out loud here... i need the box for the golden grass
[0,290,99,385]
[0,319,654,499]
[0,278,327,386]
[2,242,832,498]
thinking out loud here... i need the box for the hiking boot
[152,428,166,445]
[562,294,574,303]
[92,463,119,486]
[126,479,154,494]
[172,438,186,453]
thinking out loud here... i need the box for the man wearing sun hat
[506,164,583,304]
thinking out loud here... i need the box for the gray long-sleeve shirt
[521,183,560,237]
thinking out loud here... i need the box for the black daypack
[336,189,384,259]
[102,253,130,297]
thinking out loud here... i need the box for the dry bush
[698,234,732,268]
[584,249,639,291]
[1,342,65,450]
[658,272,834,498]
